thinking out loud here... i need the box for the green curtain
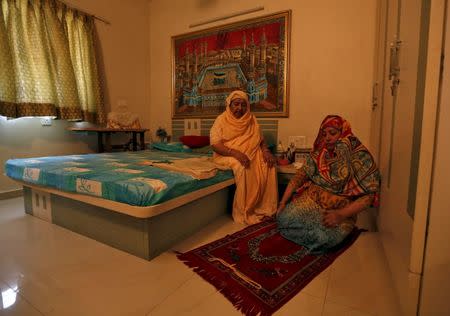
[0,0,105,123]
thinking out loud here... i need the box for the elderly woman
[277,115,380,253]
[210,90,278,225]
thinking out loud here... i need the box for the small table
[276,163,301,199]
[277,163,303,184]
[68,127,149,153]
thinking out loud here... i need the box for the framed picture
[171,10,291,118]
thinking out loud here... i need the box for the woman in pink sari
[210,90,278,225]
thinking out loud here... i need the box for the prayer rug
[177,219,363,316]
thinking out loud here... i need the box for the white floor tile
[325,233,402,316]
[149,274,217,316]
[322,300,375,316]
[0,198,401,316]
[301,266,331,298]
[175,291,242,316]
[0,280,42,316]
[45,252,194,316]
[275,292,324,316]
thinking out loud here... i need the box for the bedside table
[67,127,149,152]
[276,164,299,199]
[276,164,299,184]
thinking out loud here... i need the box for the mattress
[5,150,234,207]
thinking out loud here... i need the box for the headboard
[172,119,278,148]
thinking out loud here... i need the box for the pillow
[151,142,192,152]
[179,135,210,148]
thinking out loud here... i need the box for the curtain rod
[58,0,111,25]
[189,6,264,28]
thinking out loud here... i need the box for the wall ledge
[0,189,23,200]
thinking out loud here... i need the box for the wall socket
[117,99,128,107]
[288,136,307,149]
[40,117,52,126]
[184,119,201,136]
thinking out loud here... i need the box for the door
[375,0,446,314]
[376,0,424,314]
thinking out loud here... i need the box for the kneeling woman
[277,115,380,253]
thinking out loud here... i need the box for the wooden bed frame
[20,179,235,260]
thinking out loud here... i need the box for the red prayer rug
[177,219,364,316]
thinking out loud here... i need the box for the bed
[5,150,235,260]
[5,119,278,260]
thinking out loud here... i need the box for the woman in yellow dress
[210,90,278,225]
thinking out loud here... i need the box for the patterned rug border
[177,220,364,316]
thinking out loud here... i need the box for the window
[0,0,105,123]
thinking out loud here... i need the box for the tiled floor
[0,197,401,316]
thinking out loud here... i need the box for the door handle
[390,78,400,96]
[372,82,378,110]
[389,43,396,80]
[389,40,402,80]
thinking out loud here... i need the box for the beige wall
[2,0,377,192]
[0,118,97,193]
[149,0,377,148]
[64,0,151,126]
[0,0,150,193]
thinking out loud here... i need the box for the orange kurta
[210,92,277,224]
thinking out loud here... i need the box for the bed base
[23,185,234,260]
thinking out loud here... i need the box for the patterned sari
[277,115,380,253]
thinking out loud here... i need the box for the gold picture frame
[171,10,291,118]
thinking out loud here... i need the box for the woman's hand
[232,150,250,168]
[262,149,276,168]
[322,210,345,228]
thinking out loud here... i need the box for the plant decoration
[156,127,168,143]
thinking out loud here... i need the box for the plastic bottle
[276,141,285,156]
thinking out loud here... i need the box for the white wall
[0,0,151,193]
[148,0,378,149]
